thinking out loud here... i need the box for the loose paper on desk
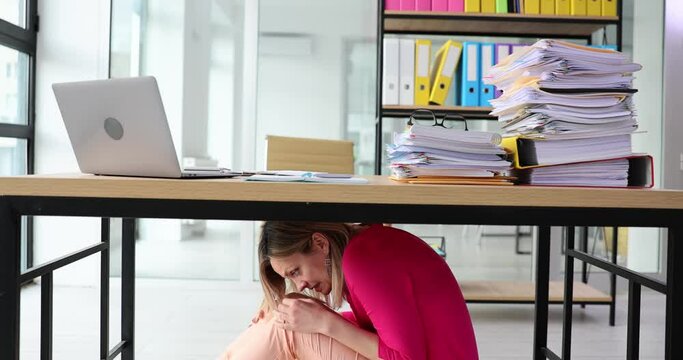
[245,171,368,184]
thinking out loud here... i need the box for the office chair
[265,135,355,174]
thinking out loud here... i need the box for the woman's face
[269,233,331,295]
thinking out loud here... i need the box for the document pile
[484,39,653,188]
[387,123,513,185]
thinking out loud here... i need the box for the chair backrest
[265,135,355,174]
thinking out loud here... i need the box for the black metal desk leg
[626,280,640,360]
[665,226,682,359]
[533,226,551,360]
[101,218,110,360]
[0,198,20,360]
[610,226,618,326]
[562,227,575,360]
[122,218,136,360]
[580,227,588,309]
[41,272,53,360]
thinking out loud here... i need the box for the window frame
[1,0,38,269]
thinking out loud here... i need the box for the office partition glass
[110,0,249,281]
[344,39,377,175]
[0,44,28,125]
[111,0,245,169]
[587,0,665,274]
[0,0,26,28]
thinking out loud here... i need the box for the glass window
[0,0,26,28]
[0,136,26,175]
[110,0,249,281]
[344,40,377,175]
[111,0,242,170]
[621,0,664,273]
[0,44,29,125]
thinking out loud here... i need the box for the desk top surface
[0,173,681,210]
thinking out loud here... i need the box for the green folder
[496,0,509,13]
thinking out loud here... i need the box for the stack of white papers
[387,124,511,181]
[482,39,648,187]
[486,39,641,91]
[485,39,641,140]
[531,134,633,165]
[523,158,630,187]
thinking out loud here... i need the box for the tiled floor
[18,225,666,359]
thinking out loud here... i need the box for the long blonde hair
[258,221,353,312]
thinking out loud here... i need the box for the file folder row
[384,0,618,16]
[459,42,529,107]
[483,39,651,187]
[382,38,529,107]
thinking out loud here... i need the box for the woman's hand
[274,297,333,334]
[250,308,266,325]
[249,299,272,326]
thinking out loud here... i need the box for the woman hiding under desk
[219,222,478,360]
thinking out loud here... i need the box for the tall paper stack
[483,39,652,187]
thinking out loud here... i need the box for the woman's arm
[320,311,380,360]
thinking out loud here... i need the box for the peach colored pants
[219,315,366,360]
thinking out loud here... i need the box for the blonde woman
[220,222,478,360]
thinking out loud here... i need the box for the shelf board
[382,105,496,119]
[461,280,612,304]
[384,11,619,38]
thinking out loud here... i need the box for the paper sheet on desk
[245,171,368,184]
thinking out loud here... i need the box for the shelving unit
[383,11,620,39]
[374,0,623,324]
[461,280,611,304]
[382,104,494,119]
[374,3,624,174]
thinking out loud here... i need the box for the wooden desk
[1,174,681,360]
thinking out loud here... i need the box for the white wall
[663,0,683,190]
[181,1,211,160]
[34,0,111,286]
[631,0,664,185]
[661,0,683,280]
[253,0,376,170]
[142,0,185,158]
[236,0,260,283]
[627,0,665,273]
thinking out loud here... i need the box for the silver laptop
[52,76,235,178]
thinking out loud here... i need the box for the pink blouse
[342,224,479,360]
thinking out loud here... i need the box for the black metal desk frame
[0,196,681,360]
